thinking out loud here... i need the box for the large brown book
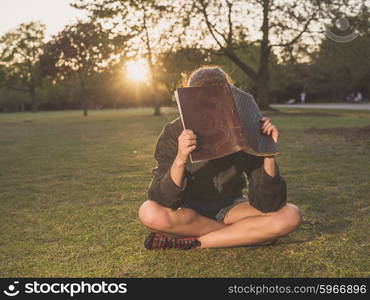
[174,84,279,163]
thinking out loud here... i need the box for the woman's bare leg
[198,203,301,248]
[139,200,226,237]
[138,200,302,248]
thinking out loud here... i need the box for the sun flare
[126,60,149,82]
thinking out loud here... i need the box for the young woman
[139,65,302,250]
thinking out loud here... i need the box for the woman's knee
[273,203,302,235]
[138,200,173,231]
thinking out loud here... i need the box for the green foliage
[39,20,132,114]
[156,47,207,97]
[40,21,130,81]
[208,43,260,92]
[0,1,368,112]
[0,21,46,111]
[0,87,27,112]
[0,21,45,85]
[72,0,180,115]
[308,36,370,100]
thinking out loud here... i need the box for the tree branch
[226,0,233,47]
[270,9,319,48]
[196,0,258,81]
[195,0,225,49]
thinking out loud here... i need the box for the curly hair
[184,65,234,87]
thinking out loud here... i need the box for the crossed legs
[138,200,302,248]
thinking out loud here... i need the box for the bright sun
[126,60,149,82]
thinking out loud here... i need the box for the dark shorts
[181,195,248,223]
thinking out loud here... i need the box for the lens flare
[126,60,149,82]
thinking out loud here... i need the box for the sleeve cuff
[160,168,188,195]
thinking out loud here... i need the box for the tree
[40,20,131,116]
[71,0,366,109]
[71,0,321,109]
[0,21,45,112]
[309,35,370,101]
[180,0,369,108]
[171,0,325,109]
[156,47,207,101]
[72,0,177,116]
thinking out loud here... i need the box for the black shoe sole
[144,232,156,250]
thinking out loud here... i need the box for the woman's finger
[184,144,197,154]
[269,126,278,136]
[184,133,197,140]
[184,136,197,142]
[263,123,273,133]
[268,126,275,135]
[261,121,272,130]
[183,129,194,135]
[184,140,197,147]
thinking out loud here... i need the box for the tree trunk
[80,80,88,117]
[83,105,88,116]
[256,0,272,111]
[152,90,161,116]
[142,6,161,117]
[256,75,271,110]
[150,79,161,116]
[30,86,38,112]
[153,104,161,116]
[256,47,270,110]
[150,80,161,115]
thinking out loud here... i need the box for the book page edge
[175,89,197,163]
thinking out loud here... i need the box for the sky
[0,0,87,37]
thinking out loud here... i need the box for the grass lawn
[0,107,369,277]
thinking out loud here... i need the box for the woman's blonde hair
[184,65,234,87]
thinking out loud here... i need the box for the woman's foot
[144,232,201,250]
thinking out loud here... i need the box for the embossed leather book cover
[175,84,279,163]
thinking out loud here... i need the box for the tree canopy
[0,21,46,111]
[0,0,368,113]
[40,20,131,116]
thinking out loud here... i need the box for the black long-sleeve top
[147,117,287,214]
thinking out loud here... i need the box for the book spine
[223,84,248,148]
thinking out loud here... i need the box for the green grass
[0,107,369,277]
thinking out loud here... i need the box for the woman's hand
[176,129,197,164]
[261,117,279,143]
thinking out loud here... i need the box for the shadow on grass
[305,126,370,142]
